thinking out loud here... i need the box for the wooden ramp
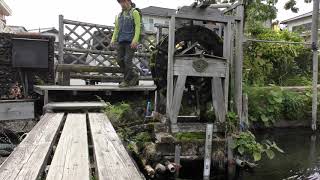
[0,113,144,180]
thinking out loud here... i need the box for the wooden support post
[311,0,319,131]
[223,21,232,114]
[203,124,213,180]
[241,94,248,130]
[211,77,226,122]
[167,16,175,118]
[58,15,64,85]
[174,144,181,178]
[62,72,70,86]
[156,27,163,44]
[171,75,187,124]
[227,136,235,179]
[154,91,158,113]
[235,2,244,130]
[310,135,316,163]
[44,90,49,105]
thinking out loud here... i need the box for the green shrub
[283,90,310,121]
[248,86,283,126]
[244,26,311,86]
[104,102,132,126]
[231,131,284,162]
[247,86,311,126]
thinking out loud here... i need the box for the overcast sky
[4,0,315,31]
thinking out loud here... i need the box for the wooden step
[43,102,106,112]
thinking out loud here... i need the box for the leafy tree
[284,0,312,13]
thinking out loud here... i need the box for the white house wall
[142,15,169,32]
[285,16,312,31]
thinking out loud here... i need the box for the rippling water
[241,128,320,180]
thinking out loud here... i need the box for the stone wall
[0,33,55,99]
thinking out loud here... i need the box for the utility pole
[311,0,319,131]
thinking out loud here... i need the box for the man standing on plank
[111,0,141,87]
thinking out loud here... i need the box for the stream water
[178,128,320,180]
[242,128,320,180]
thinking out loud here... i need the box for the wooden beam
[43,102,106,112]
[88,113,143,180]
[0,101,34,121]
[241,94,248,130]
[224,21,233,113]
[59,15,64,64]
[70,74,153,82]
[170,75,187,124]
[167,16,176,117]
[235,4,244,128]
[203,124,213,180]
[212,78,226,123]
[34,84,157,92]
[64,47,151,58]
[173,59,227,77]
[44,90,48,105]
[58,15,65,85]
[175,14,235,24]
[174,145,181,178]
[47,114,90,180]
[0,113,64,180]
[171,123,225,133]
[56,64,122,73]
[311,0,319,131]
[64,19,114,29]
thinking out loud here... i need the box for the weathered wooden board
[203,124,213,180]
[171,123,225,133]
[0,101,34,121]
[46,114,89,180]
[170,75,187,124]
[34,84,157,95]
[88,113,143,180]
[0,113,64,180]
[43,102,106,111]
[173,59,227,77]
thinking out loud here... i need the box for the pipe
[165,161,176,173]
[246,161,258,168]
[155,163,166,174]
[209,3,231,9]
[235,159,258,168]
[235,159,245,167]
[0,143,15,150]
[0,149,11,156]
[144,165,155,178]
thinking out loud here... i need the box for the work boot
[119,81,129,88]
[128,75,139,86]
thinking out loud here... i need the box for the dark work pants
[117,42,138,83]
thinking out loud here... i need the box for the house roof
[42,28,59,34]
[7,25,27,33]
[140,6,176,17]
[281,11,314,24]
[0,0,11,16]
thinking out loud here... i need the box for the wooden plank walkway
[0,113,64,180]
[89,113,142,180]
[46,114,89,180]
[0,113,144,180]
